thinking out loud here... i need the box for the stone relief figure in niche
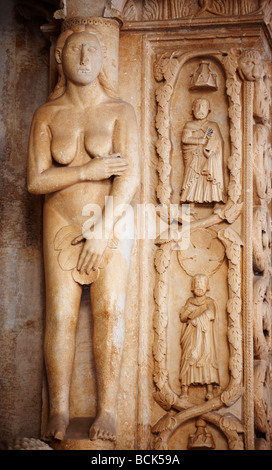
[180,98,225,204]
[179,274,220,401]
[27,24,139,442]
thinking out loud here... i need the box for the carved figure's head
[57,29,103,86]
[49,24,118,101]
[238,50,264,82]
[192,273,209,297]
[192,98,210,120]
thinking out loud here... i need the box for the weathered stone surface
[1,0,272,451]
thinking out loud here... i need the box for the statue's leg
[43,270,82,440]
[89,239,132,441]
[42,212,82,440]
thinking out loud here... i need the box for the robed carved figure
[179,274,220,400]
[27,23,139,442]
[180,98,225,204]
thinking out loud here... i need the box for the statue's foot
[43,414,69,441]
[89,413,116,442]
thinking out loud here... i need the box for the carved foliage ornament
[104,0,272,22]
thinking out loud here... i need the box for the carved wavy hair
[48,24,119,101]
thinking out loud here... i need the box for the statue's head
[238,50,264,82]
[56,28,103,86]
[49,24,118,101]
[192,98,210,120]
[192,274,209,297]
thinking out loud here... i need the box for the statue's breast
[51,133,78,165]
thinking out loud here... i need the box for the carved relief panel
[149,42,246,450]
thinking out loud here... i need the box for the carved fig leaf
[54,225,83,271]
[153,308,168,336]
[227,296,242,317]
[229,355,243,380]
[153,338,167,363]
[155,247,171,274]
[152,413,176,434]
[228,153,241,174]
[156,141,172,165]
[228,268,241,294]
[154,279,168,306]
[228,102,242,122]
[164,57,179,82]
[153,368,168,390]
[155,83,173,108]
[226,243,241,265]
[156,108,170,137]
[222,50,239,76]
[226,77,241,103]
[228,180,241,203]
[228,326,242,351]
[154,60,164,82]
[157,183,172,205]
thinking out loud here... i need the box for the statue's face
[192,99,209,120]
[193,275,208,297]
[238,54,263,81]
[61,31,103,85]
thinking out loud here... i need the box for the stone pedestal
[50,418,115,450]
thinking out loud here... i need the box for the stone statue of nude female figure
[27,23,139,442]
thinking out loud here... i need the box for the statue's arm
[182,124,206,145]
[97,102,140,238]
[180,300,194,323]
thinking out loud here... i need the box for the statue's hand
[81,155,128,181]
[76,238,109,274]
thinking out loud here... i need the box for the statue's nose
[252,64,261,80]
[80,44,88,65]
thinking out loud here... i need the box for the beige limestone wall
[0,1,49,439]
